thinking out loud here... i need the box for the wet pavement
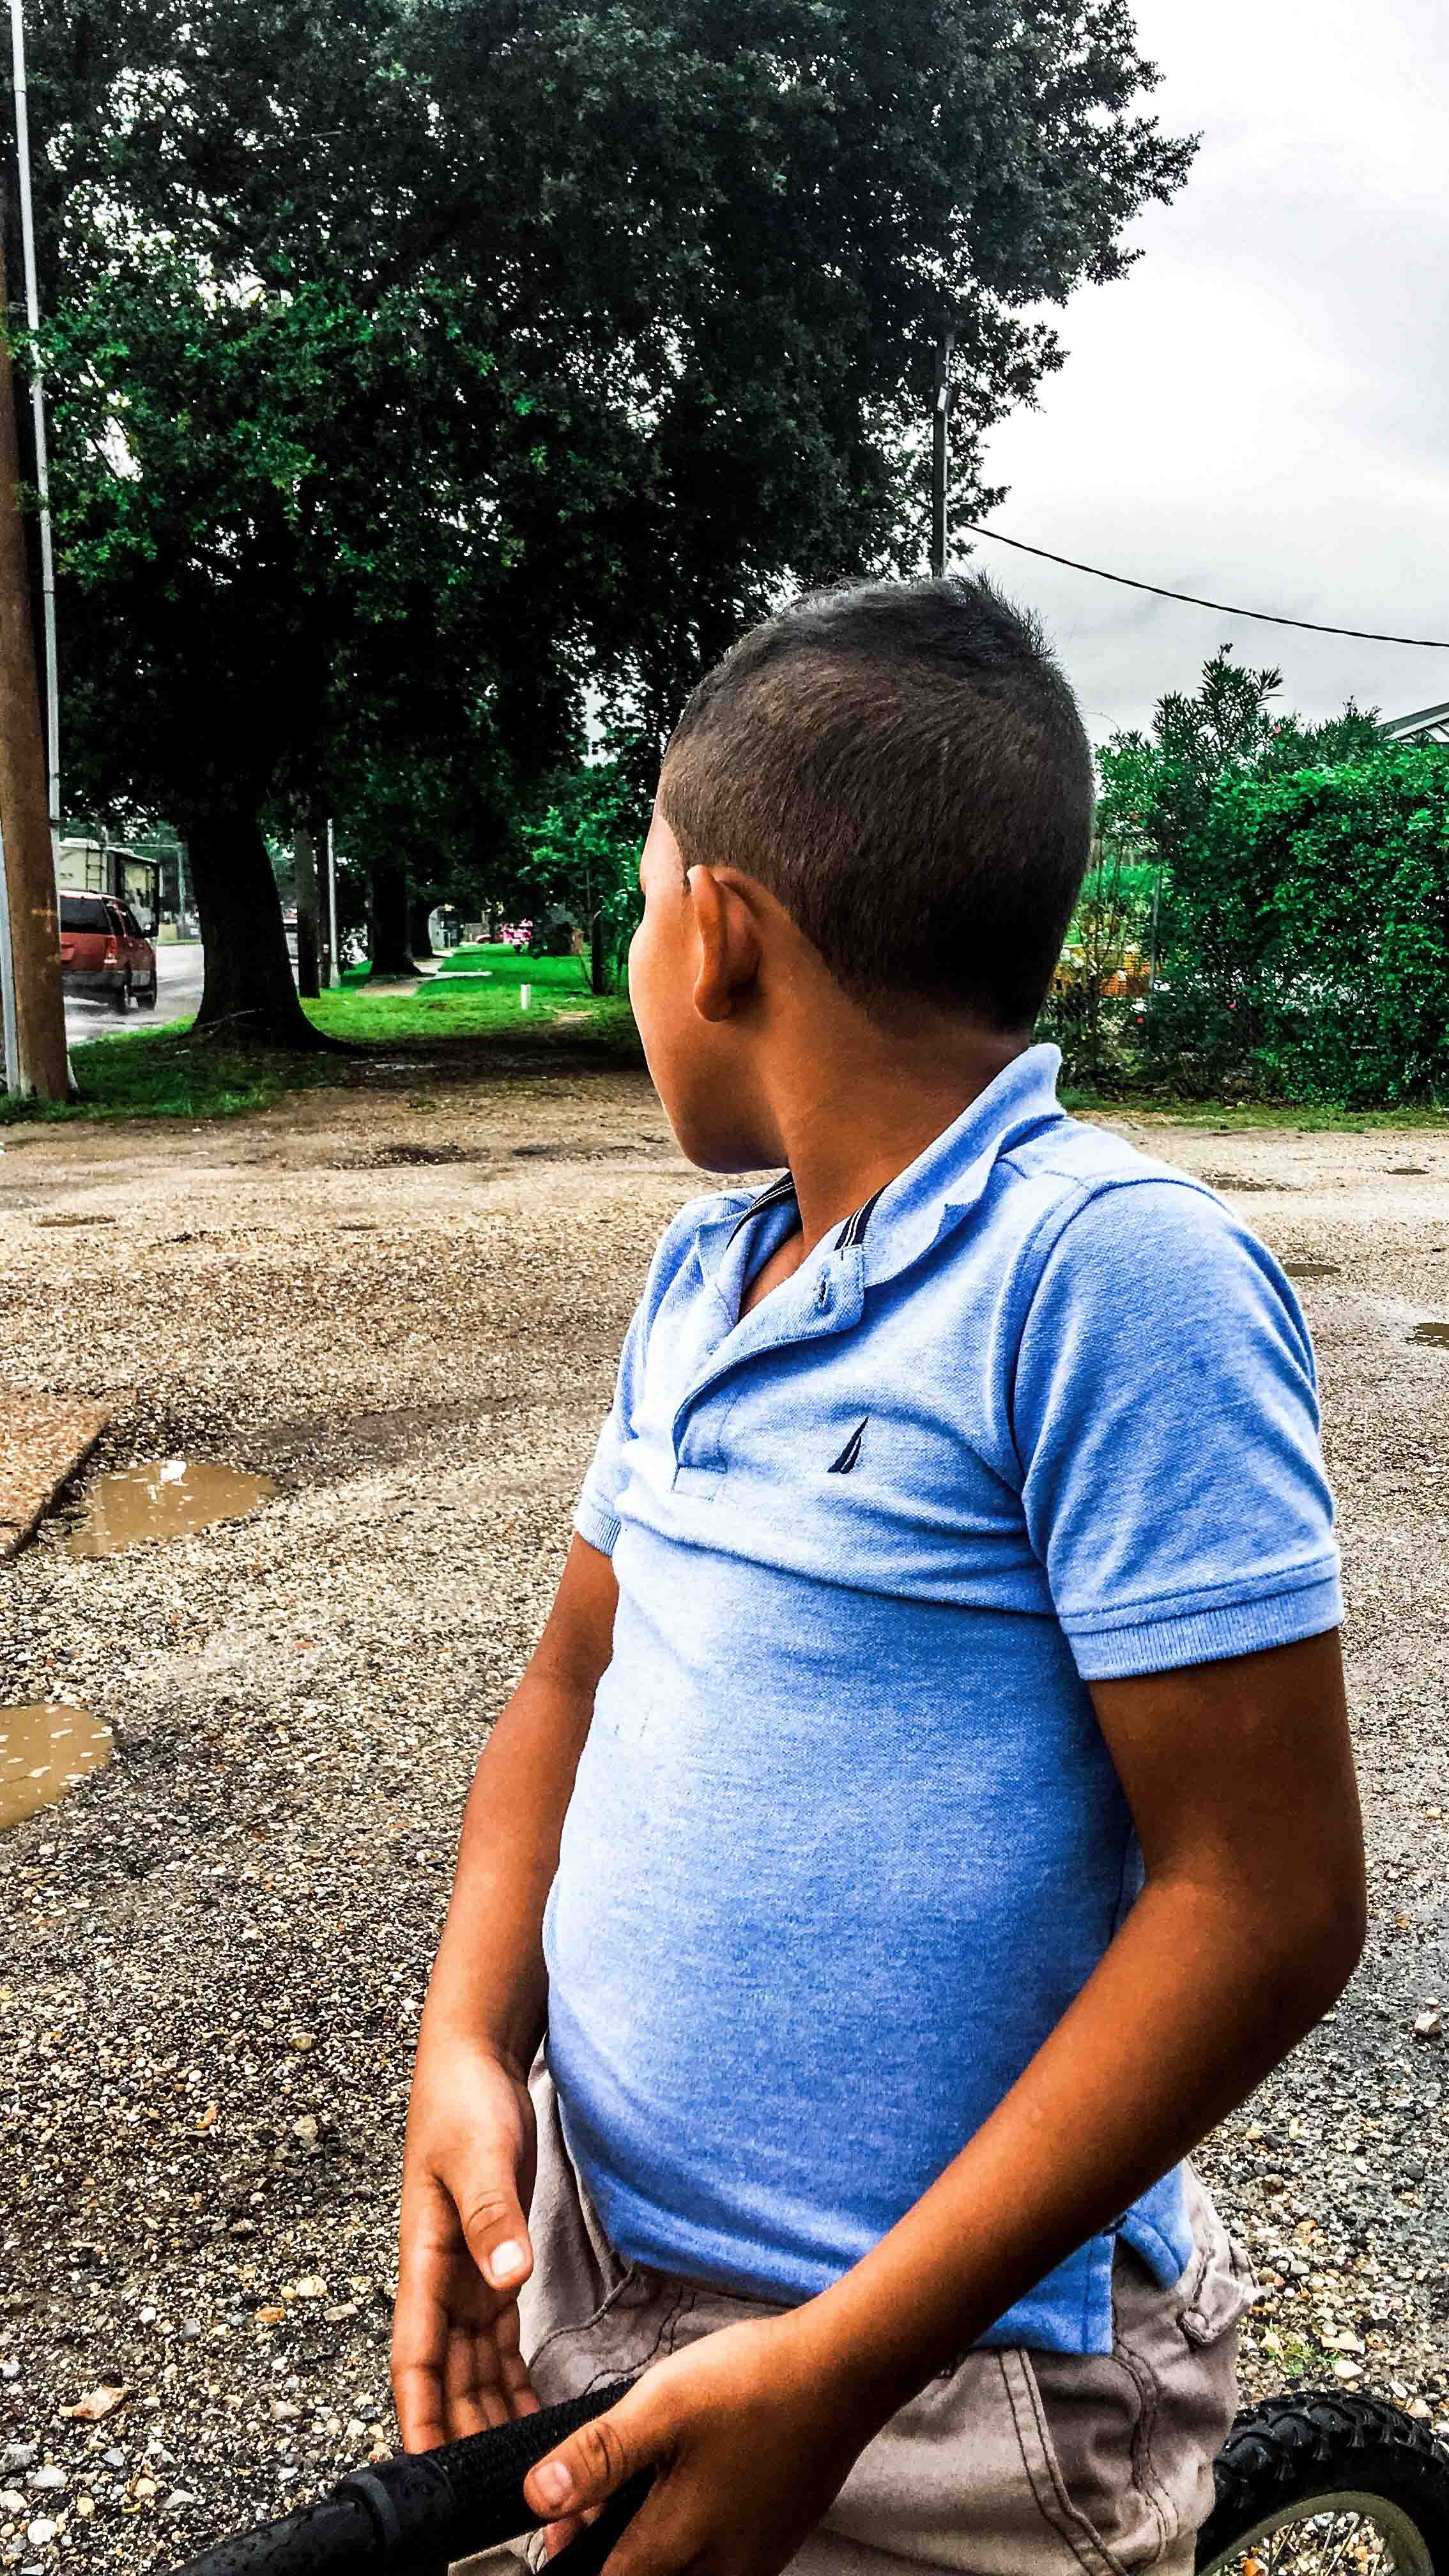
[63,943,204,1048]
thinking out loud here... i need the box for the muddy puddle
[1285,1261,1340,1280]
[1,1705,112,1829]
[512,1137,668,1162]
[68,1459,276,1556]
[367,1142,480,1168]
[1411,1322,1449,1349]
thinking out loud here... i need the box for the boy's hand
[523,2314,878,2576]
[392,2035,541,2449]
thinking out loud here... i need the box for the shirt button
[815,1274,830,1310]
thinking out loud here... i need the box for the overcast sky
[970,0,1449,746]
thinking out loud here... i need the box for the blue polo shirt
[544,1045,1340,2352]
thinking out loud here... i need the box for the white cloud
[969,0,1449,741]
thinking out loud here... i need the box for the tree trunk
[295,910,319,997]
[589,911,611,997]
[369,859,414,977]
[409,894,436,962]
[188,802,330,1048]
[293,814,322,1000]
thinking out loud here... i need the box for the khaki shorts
[458,2053,1253,2576]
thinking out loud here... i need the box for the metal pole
[930,329,954,580]
[9,0,57,841]
[325,817,339,985]
[0,822,18,1089]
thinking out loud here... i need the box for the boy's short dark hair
[659,574,1094,1032]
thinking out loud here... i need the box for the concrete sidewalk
[0,1390,109,1556]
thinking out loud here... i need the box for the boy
[393,578,1364,2576]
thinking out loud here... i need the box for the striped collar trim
[726,1172,884,1256]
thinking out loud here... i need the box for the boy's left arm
[525,1625,1363,2576]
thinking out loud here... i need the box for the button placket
[669,1242,867,1463]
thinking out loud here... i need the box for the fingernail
[489,2240,525,2285]
[534,2463,571,2508]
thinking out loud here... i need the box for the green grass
[9,951,1446,1130]
[1062,1088,1449,1133]
[305,947,632,1048]
[0,951,638,1127]
[0,1032,320,1126]
[430,942,590,986]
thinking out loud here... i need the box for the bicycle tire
[1197,2390,1449,2572]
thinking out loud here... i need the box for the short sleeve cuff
[574,1490,623,1556]
[1066,1562,1343,1682]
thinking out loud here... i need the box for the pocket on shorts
[1013,2186,1254,2576]
[829,2344,1114,2576]
[1174,2165,1256,2351]
[1002,2344,1144,2576]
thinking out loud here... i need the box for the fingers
[394,2166,540,2449]
[392,2229,539,2448]
[391,2255,452,2453]
[394,2319,539,2449]
[525,2381,664,2522]
[392,2347,449,2455]
[542,2507,596,2558]
[457,2163,535,2299]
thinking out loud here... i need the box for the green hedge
[1054,745,1449,1107]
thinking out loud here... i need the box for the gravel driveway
[1,1064,1446,2571]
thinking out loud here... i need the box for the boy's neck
[751,1008,1028,1276]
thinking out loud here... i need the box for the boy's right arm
[392,1534,618,2451]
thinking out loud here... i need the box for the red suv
[58,892,158,1012]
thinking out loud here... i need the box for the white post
[0,822,19,1091]
[10,0,59,847]
[325,816,339,986]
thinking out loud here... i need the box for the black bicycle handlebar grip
[171,2380,640,2576]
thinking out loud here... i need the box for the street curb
[0,1392,110,1558]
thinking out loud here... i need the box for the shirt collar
[859,1041,1066,1288]
[692,1041,1066,1297]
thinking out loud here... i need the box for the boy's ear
[687,864,762,1023]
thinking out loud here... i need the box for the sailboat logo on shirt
[827,1416,869,1475]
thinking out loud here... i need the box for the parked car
[58,891,158,1011]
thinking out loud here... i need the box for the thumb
[525,2387,656,2519]
[454,2154,534,2297]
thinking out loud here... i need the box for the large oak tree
[30,0,1193,1043]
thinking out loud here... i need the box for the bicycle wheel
[1197,2392,1449,2573]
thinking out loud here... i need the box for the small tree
[1094,652,1388,1091]
[514,767,650,997]
[1050,835,1157,1084]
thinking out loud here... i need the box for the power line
[959,523,1449,649]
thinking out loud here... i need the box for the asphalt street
[64,940,205,1047]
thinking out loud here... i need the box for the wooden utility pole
[0,204,65,1099]
[930,329,954,580]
